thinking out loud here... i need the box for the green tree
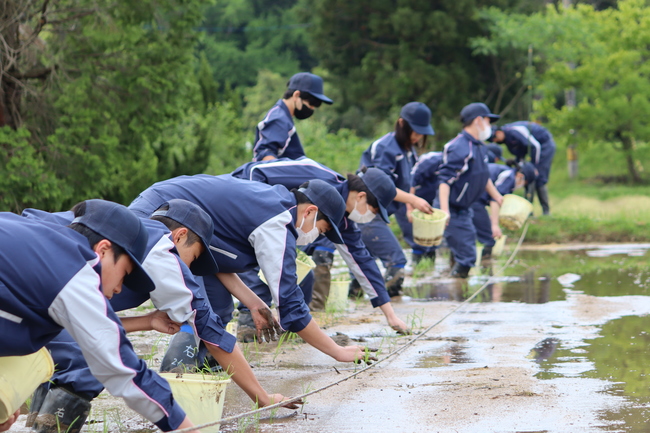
[473,0,650,183]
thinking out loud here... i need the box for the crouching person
[0,200,199,433]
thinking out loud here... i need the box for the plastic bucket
[160,373,230,433]
[475,245,484,268]
[492,235,507,257]
[412,209,448,247]
[499,194,533,230]
[0,347,54,424]
[326,281,350,312]
[259,253,316,285]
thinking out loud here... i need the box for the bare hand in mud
[388,317,411,335]
[335,345,378,364]
[267,394,304,410]
[149,310,181,335]
[0,409,19,432]
[251,306,283,342]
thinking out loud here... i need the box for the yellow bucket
[160,373,230,433]
[499,194,533,230]
[0,347,54,424]
[326,280,350,312]
[492,235,507,257]
[412,209,448,247]
[259,253,316,285]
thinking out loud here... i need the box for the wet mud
[8,243,650,433]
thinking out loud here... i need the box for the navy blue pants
[444,206,477,268]
[471,201,495,247]
[529,138,556,187]
[358,212,407,269]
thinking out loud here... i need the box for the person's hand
[149,310,181,335]
[410,196,433,214]
[495,194,504,207]
[266,394,304,410]
[0,409,20,432]
[335,345,378,364]
[492,225,503,239]
[251,306,283,342]
[406,206,414,223]
[388,317,412,335]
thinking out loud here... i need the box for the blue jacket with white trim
[232,157,391,308]
[411,151,443,204]
[0,213,186,431]
[21,209,236,354]
[253,99,304,161]
[437,130,490,210]
[475,164,516,207]
[500,121,552,164]
[129,175,312,332]
[359,132,417,215]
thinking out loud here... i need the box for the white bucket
[259,253,316,285]
[499,194,533,230]
[0,347,54,424]
[475,245,484,268]
[412,209,448,247]
[326,280,349,312]
[160,373,230,433]
[492,235,507,257]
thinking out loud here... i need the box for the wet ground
[9,243,650,433]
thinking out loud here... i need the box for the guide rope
[170,222,530,433]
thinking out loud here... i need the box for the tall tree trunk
[1,0,22,129]
[620,135,642,184]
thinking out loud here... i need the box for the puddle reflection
[415,343,473,368]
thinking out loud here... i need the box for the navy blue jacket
[411,151,443,204]
[500,121,552,164]
[0,213,186,431]
[21,209,236,354]
[475,164,516,207]
[359,132,417,215]
[129,175,312,332]
[232,157,391,307]
[253,99,304,161]
[437,131,490,210]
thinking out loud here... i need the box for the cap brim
[411,123,435,136]
[310,92,333,105]
[324,216,344,244]
[123,253,155,293]
[377,204,390,224]
[487,114,501,123]
[190,240,219,276]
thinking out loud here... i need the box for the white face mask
[348,198,375,224]
[296,213,320,245]
[478,118,492,142]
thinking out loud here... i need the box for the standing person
[489,121,556,215]
[356,102,435,295]
[471,162,538,261]
[232,157,417,333]
[253,72,333,162]
[129,175,375,365]
[0,200,200,433]
[21,199,297,432]
[437,103,504,278]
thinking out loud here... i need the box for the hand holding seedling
[149,310,182,335]
[267,394,304,410]
[251,306,283,342]
[337,345,378,364]
[388,316,411,335]
[0,409,19,432]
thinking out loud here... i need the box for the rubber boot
[160,324,199,372]
[309,250,334,311]
[384,266,405,297]
[481,245,492,261]
[25,383,49,427]
[525,180,536,204]
[236,309,257,343]
[32,387,91,433]
[348,279,363,299]
[450,263,471,279]
[537,184,551,215]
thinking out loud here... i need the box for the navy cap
[72,199,154,293]
[298,179,345,243]
[520,162,538,184]
[486,144,503,163]
[151,199,218,276]
[288,72,333,105]
[358,168,397,224]
[460,102,500,123]
[400,102,435,136]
